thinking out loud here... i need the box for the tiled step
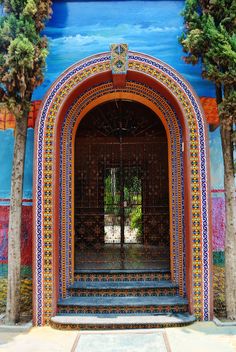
[69,280,178,297]
[57,295,188,315]
[54,269,191,330]
[74,269,171,282]
[50,313,195,330]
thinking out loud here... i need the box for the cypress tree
[180,0,236,320]
[0,0,52,324]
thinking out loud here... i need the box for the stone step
[57,295,188,315]
[69,280,178,297]
[50,312,195,330]
[74,269,171,282]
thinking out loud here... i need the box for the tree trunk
[215,83,222,105]
[6,114,28,324]
[220,116,236,320]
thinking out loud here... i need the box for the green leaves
[0,0,52,117]
[23,0,37,17]
[8,35,34,68]
[180,0,236,99]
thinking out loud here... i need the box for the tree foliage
[180,0,236,119]
[0,0,52,116]
[180,0,236,320]
[0,0,52,324]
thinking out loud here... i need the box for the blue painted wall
[33,0,215,100]
[209,128,224,189]
[0,129,34,200]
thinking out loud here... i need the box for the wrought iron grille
[74,100,169,270]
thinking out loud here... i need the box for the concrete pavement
[0,322,235,352]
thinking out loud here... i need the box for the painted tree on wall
[180,0,236,319]
[0,0,52,324]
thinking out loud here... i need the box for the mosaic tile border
[33,51,211,325]
[57,304,188,315]
[69,287,178,297]
[50,320,194,330]
[73,271,171,282]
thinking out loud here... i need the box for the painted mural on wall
[209,128,224,190]
[0,207,32,275]
[34,0,215,100]
[0,1,225,275]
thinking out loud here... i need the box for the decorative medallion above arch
[33,49,212,325]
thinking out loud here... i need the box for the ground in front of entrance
[0,322,236,352]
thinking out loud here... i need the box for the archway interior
[74,100,170,270]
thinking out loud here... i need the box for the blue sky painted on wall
[33,0,215,100]
[209,128,224,189]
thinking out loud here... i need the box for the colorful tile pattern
[57,304,188,315]
[50,319,194,330]
[69,287,178,298]
[74,271,171,282]
[110,43,128,74]
[33,51,211,325]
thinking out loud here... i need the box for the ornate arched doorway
[33,47,212,326]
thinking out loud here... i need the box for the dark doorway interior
[74,100,169,270]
